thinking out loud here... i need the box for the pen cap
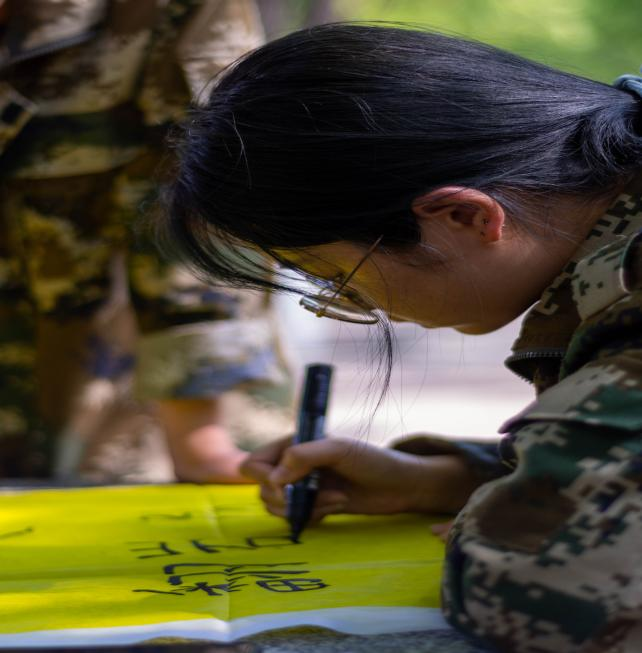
[300,364,333,416]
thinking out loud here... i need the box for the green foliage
[332,0,641,83]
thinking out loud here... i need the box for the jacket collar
[505,174,642,390]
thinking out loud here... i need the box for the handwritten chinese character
[128,541,183,559]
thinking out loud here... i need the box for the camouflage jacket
[441,176,642,653]
[0,0,290,406]
[0,0,263,158]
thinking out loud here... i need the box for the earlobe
[411,186,506,243]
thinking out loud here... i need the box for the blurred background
[259,0,641,446]
[258,0,640,83]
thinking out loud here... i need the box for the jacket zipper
[505,348,566,384]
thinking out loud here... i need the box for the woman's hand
[241,436,479,521]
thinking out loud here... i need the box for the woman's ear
[411,186,506,243]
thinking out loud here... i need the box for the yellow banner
[0,485,444,636]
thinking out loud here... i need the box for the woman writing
[162,24,642,652]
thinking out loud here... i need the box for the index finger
[269,438,353,486]
[240,435,293,483]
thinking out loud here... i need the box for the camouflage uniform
[0,0,292,477]
[435,175,642,652]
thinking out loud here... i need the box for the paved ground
[249,627,491,652]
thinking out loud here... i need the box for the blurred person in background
[0,0,293,482]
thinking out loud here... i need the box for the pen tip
[290,527,302,543]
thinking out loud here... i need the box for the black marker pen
[286,363,334,543]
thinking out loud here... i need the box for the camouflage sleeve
[175,0,264,100]
[137,0,264,124]
[391,434,510,483]
[441,348,642,652]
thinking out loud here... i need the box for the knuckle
[281,448,303,470]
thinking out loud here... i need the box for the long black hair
[161,23,642,291]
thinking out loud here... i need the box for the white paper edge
[0,607,448,646]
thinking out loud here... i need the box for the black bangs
[158,172,332,295]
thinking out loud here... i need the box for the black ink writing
[0,527,33,540]
[164,562,309,585]
[128,535,299,559]
[127,541,183,559]
[192,535,298,554]
[256,578,329,592]
[132,562,328,597]
[183,581,246,595]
